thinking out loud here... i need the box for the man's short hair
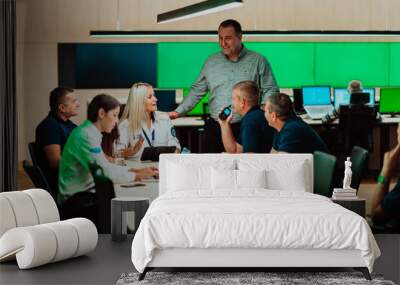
[348,80,363,94]
[49,87,74,113]
[219,19,242,36]
[266,93,295,121]
[233,80,259,107]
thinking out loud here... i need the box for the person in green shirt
[58,94,157,221]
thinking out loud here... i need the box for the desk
[301,114,400,170]
[172,116,205,127]
[114,160,159,203]
[172,116,205,152]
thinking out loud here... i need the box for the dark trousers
[204,118,241,153]
[59,192,97,224]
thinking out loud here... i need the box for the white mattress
[131,190,380,273]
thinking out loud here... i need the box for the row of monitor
[148,87,400,115]
[301,87,400,114]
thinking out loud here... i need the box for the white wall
[16,0,400,161]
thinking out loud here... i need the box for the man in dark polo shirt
[35,87,80,192]
[218,80,274,153]
[264,93,328,154]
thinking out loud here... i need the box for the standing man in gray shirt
[168,19,278,153]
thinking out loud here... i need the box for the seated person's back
[272,115,328,153]
[35,87,79,191]
[264,92,329,154]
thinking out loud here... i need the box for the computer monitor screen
[379,88,400,114]
[154,89,177,112]
[334,88,375,110]
[302,87,331,106]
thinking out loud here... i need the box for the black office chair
[350,92,370,105]
[313,151,337,197]
[350,146,369,191]
[28,142,38,166]
[338,104,376,154]
[89,162,115,234]
[22,160,57,199]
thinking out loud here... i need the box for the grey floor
[0,235,134,285]
[1,234,399,285]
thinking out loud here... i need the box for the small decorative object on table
[332,157,365,217]
[332,157,358,200]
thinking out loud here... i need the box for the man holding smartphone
[218,81,274,153]
[168,19,278,153]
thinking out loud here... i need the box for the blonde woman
[118,83,181,159]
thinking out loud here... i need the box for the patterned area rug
[116,271,395,285]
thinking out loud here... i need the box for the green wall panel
[246,42,315,88]
[157,42,399,114]
[315,43,390,87]
[157,42,219,88]
[390,43,400,86]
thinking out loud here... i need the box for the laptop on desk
[302,86,333,120]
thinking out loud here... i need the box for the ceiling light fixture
[90,30,400,38]
[157,0,243,24]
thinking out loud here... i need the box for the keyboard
[304,105,334,120]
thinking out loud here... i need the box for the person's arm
[174,63,209,116]
[43,144,61,169]
[372,145,400,223]
[258,57,279,105]
[218,114,242,153]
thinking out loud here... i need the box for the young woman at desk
[58,94,158,221]
[118,82,181,160]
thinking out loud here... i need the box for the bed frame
[137,154,372,281]
[139,248,371,280]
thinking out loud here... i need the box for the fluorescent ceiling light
[157,0,243,24]
[90,30,400,38]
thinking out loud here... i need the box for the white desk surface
[172,116,205,127]
[300,114,400,125]
[114,160,159,202]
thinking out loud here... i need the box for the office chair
[350,92,370,105]
[22,160,57,199]
[350,146,369,191]
[28,142,38,166]
[89,162,115,234]
[313,151,337,197]
[338,104,376,154]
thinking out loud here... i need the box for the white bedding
[131,190,380,273]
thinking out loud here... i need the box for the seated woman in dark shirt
[372,123,400,227]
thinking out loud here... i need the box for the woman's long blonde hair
[120,82,153,144]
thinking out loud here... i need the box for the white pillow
[166,161,235,192]
[211,169,267,191]
[238,159,309,192]
[236,169,267,189]
[211,168,236,190]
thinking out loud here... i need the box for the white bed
[131,154,380,280]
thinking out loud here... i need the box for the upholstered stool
[111,197,149,242]
[0,189,97,269]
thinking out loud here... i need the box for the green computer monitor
[379,88,400,114]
